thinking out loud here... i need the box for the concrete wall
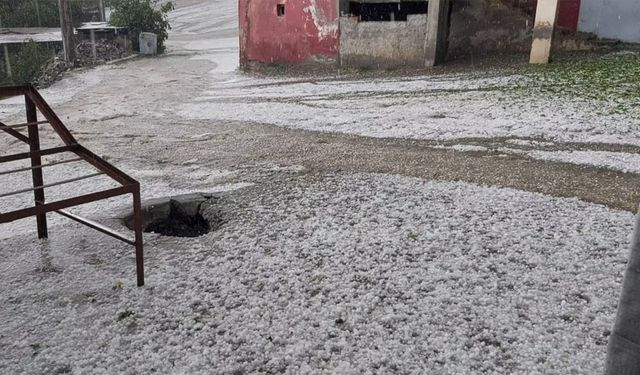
[447,0,584,57]
[578,0,640,43]
[498,0,581,31]
[239,0,599,68]
[448,0,534,57]
[339,15,428,68]
[339,0,537,63]
[239,0,339,65]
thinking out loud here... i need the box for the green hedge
[109,0,173,53]
[0,41,54,86]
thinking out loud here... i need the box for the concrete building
[239,0,340,65]
[498,0,640,43]
[238,0,638,68]
[578,0,640,43]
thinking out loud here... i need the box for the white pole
[0,16,10,79]
[530,0,560,64]
[3,45,12,78]
[91,29,97,61]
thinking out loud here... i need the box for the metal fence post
[132,187,145,286]
[26,95,48,239]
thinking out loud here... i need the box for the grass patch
[513,53,640,116]
[117,310,136,321]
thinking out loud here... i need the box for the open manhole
[122,193,224,238]
[145,204,210,237]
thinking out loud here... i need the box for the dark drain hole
[144,205,210,238]
[123,194,224,238]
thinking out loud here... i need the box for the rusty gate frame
[0,85,144,286]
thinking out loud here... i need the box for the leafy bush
[0,63,11,86]
[109,0,174,53]
[1,41,53,85]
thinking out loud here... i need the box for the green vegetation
[0,0,60,28]
[514,53,640,116]
[109,0,174,53]
[0,0,106,28]
[117,310,136,321]
[0,41,53,86]
[406,228,418,240]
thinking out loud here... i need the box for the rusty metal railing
[0,85,144,286]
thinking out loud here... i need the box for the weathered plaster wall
[239,0,339,65]
[339,15,428,68]
[338,0,586,67]
[498,0,581,31]
[447,0,584,57]
[578,0,640,43]
[239,0,591,68]
[448,0,534,57]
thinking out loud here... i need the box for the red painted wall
[239,0,339,64]
[557,0,580,31]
